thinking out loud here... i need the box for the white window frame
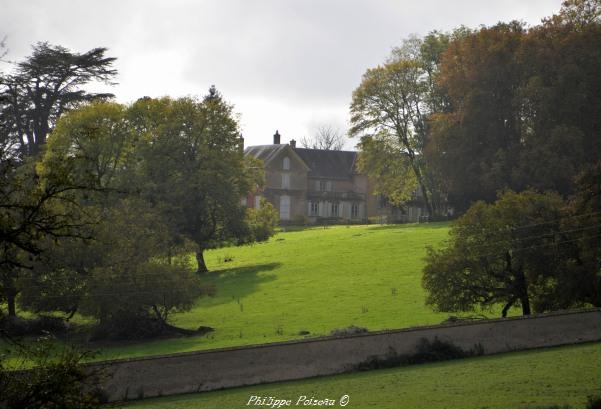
[280,195,291,220]
[331,202,339,217]
[283,157,290,170]
[310,201,319,216]
[351,203,359,218]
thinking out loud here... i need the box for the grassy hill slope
[96,222,456,360]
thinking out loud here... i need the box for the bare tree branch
[299,125,346,150]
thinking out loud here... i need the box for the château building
[244,131,427,224]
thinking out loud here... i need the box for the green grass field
[93,222,460,360]
[124,341,601,409]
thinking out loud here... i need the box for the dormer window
[283,157,290,170]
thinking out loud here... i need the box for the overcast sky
[2,0,561,149]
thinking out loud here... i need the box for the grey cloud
[1,0,562,145]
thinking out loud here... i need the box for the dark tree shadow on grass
[199,263,281,308]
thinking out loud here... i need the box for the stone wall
[90,308,601,402]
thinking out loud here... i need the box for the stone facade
[244,137,428,224]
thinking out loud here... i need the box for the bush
[0,315,67,337]
[330,325,368,337]
[357,337,484,371]
[0,335,106,409]
[291,214,310,226]
[246,198,279,241]
[82,259,208,340]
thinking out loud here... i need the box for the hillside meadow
[124,341,601,409]
[93,222,460,360]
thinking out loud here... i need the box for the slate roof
[244,144,290,165]
[293,148,357,179]
[244,144,358,180]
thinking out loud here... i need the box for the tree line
[352,0,601,215]
[351,0,601,317]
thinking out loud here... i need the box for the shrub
[0,335,106,409]
[82,259,209,340]
[246,198,279,241]
[291,214,310,226]
[330,325,368,337]
[357,337,484,371]
[0,315,67,337]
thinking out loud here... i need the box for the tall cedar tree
[0,42,116,158]
[0,44,116,318]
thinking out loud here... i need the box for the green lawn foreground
[124,341,601,409]
[95,222,456,360]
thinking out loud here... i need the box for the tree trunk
[515,268,531,316]
[196,249,208,273]
[420,184,434,218]
[520,294,531,316]
[501,298,516,318]
[410,161,434,218]
[7,291,16,317]
[151,305,167,329]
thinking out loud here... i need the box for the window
[326,181,332,191]
[280,195,290,220]
[331,203,339,217]
[283,157,290,170]
[310,201,319,216]
[254,195,262,209]
[351,203,359,218]
[281,173,290,189]
[319,180,327,191]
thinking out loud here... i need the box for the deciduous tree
[300,125,345,150]
[423,190,566,317]
[129,90,254,273]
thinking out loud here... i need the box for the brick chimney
[273,130,281,144]
[290,139,296,148]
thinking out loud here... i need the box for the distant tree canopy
[350,30,469,216]
[425,1,601,212]
[352,0,601,215]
